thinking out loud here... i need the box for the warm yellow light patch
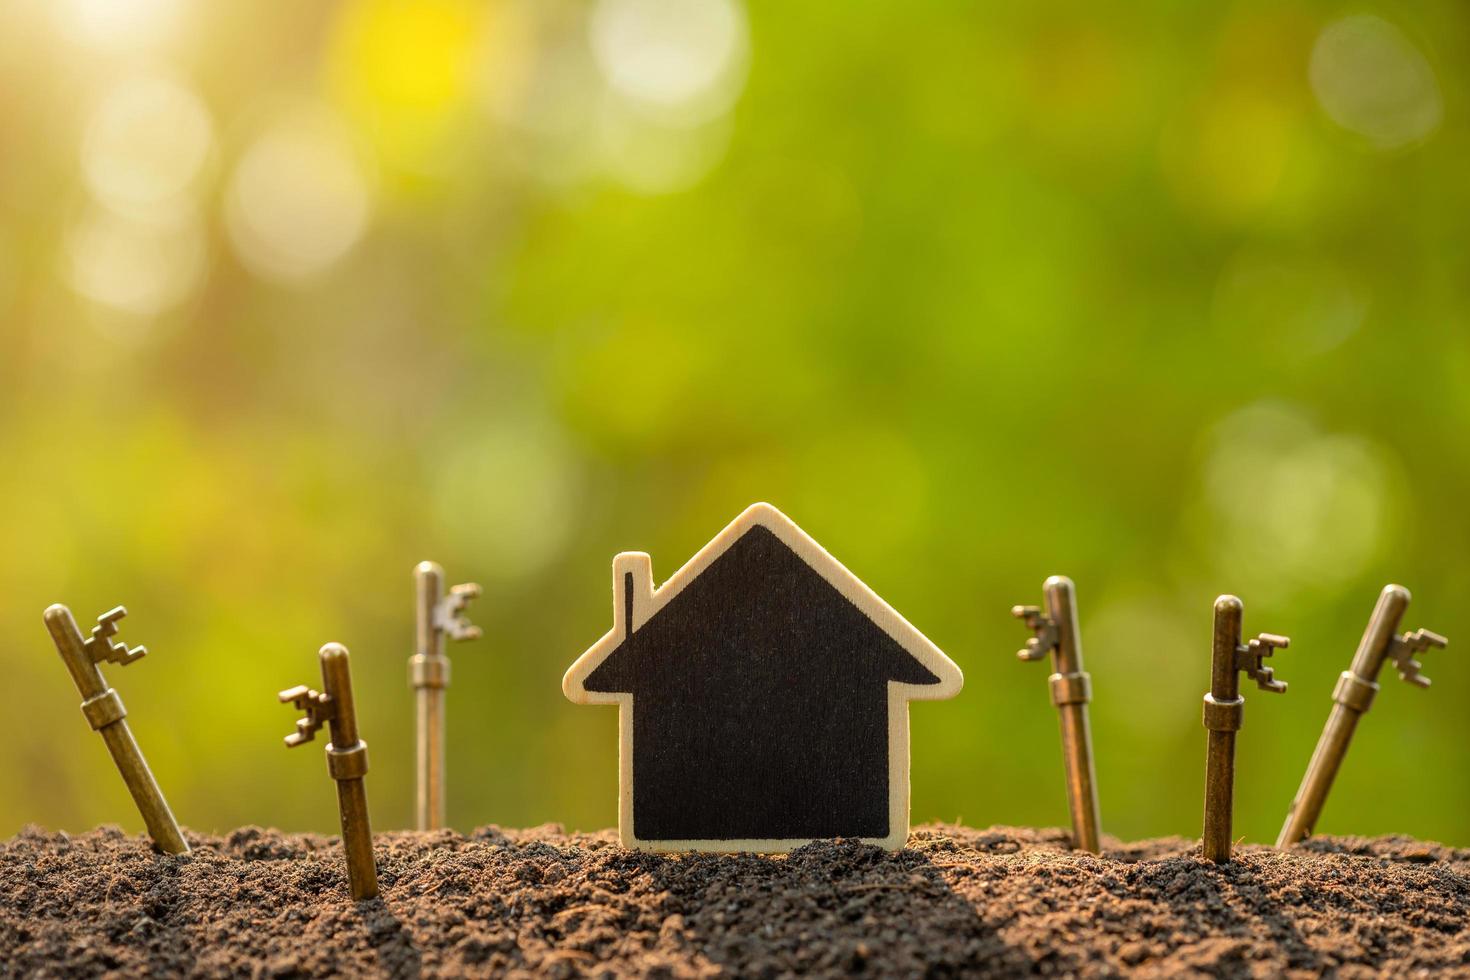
[1160,89,1295,223]
[328,0,486,177]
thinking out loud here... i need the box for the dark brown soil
[2,823,1467,979]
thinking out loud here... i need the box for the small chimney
[612,552,653,640]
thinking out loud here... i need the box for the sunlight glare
[54,0,183,50]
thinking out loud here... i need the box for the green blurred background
[1,0,1467,847]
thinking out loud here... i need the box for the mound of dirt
[2,823,1467,978]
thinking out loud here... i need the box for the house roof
[563,503,963,703]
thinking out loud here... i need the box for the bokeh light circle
[65,206,206,318]
[433,421,582,583]
[54,0,183,50]
[589,0,749,124]
[82,73,214,217]
[224,105,372,283]
[1199,402,1396,597]
[1310,15,1442,149]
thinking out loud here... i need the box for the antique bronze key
[44,604,189,855]
[409,561,481,831]
[1277,584,1446,847]
[280,643,378,900]
[1202,595,1288,863]
[1013,576,1102,853]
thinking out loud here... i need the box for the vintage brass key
[1201,595,1288,863]
[1013,575,1102,853]
[280,643,378,900]
[43,604,189,854]
[409,561,482,831]
[1276,584,1446,847]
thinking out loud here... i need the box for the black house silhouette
[563,503,963,852]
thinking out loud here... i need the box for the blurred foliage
[1,0,1468,848]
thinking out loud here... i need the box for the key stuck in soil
[2,823,1467,978]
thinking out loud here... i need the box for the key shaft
[1202,595,1288,864]
[282,643,377,900]
[44,604,188,855]
[409,561,480,831]
[1277,585,1444,847]
[1013,576,1102,853]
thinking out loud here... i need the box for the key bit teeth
[1243,634,1289,693]
[435,583,483,642]
[1011,605,1057,661]
[1017,639,1049,662]
[278,684,309,704]
[1391,628,1447,688]
[1399,668,1431,689]
[95,639,146,666]
[278,685,332,747]
[86,607,146,666]
[1405,628,1440,652]
[1253,668,1287,693]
